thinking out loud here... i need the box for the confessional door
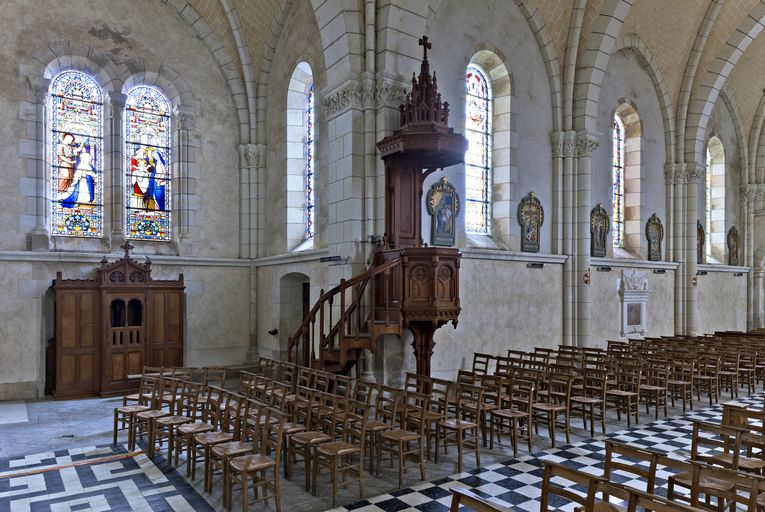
[55,290,98,398]
[102,293,146,395]
[148,290,184,368]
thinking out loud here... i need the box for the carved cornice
[321,78,408,118]
[575,131,599,157]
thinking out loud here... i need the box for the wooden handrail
[287,257,402,366]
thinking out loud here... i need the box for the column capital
[575,130,600,157]
[174,105,197,131]
[239,143,266,169]
[664,162,680,184]
[28,76,50,103]
[682,163,705,184]
[109,93,128,110]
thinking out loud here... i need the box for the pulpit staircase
[287,256,402,374]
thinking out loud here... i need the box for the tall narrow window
[50,71,104,237]
[705,136,725,261]
[124,86,171,241]
[612,116,625,248]
[305,84,315,239]
[465,64,492,234]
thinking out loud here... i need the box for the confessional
[48,243,184,399]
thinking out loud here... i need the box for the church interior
[5,0,765,510]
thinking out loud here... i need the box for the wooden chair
[667,421,746,506]
[472,352,494,376]
[312,399,368,507]
[175,384,216,477]
[602,440,660,499]
[739,348,757,395]
[377,391,430,487]
[367,385,400,475]
[606,362,641,428]
[425,378,452,460]
[207,399,261,498]
[641,359,669,420]
[694,353,720,406]
[285,387,333,492]
[718,350,740,398]
[690,461,765,512]
[540,461,600,512]
[531,372,572,448]
[226,407,286,512]
[449,488,512,512]
[570,367,607,437]
[154,380,202,465]
[490,376,534,456]
[436,383,482,472]
[131,377,178,457]
[668,357,695,412]
[113,375,155,446]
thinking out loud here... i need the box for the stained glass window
[305,83,315,240]
[124,86,171,241]
[465,64,492,235]
[50,71,104,237]
[612,116,625,248]
[706,145,712,259]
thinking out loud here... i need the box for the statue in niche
[590,203,610,257]
[645,213,663,262]
[697,220,705,264]
[517,192,544,252]
[727,226,740,266]
[426,177,460,247]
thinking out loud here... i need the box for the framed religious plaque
[590,203,610,257]
[517,192,544,252]
[645,213,663,261]
[426,177,460,247]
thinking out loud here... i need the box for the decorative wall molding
[321,77,408,118]
[460,247,568,264]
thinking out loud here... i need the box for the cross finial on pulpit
[419,36,431,61]
[120,241,134,258]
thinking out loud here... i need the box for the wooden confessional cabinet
[49,245,184,399]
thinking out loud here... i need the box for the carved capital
[322,80,363,117]
[550,131,565,158]
[321,77,422,118]
[240,143,266,168]
[575,131,599,157]
[563,131,577,157]
[664,163,678,184]
[28,76,50,103]
[683,163,705,184]
[174,106,197,131]
[375,78,408,110]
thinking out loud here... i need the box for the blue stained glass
[305,84,315,240]
[612,116,624,248]
[125,86,171,241]
[465,65,491,234]
[50,71,104,237]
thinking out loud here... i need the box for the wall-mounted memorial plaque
[590,203,610,257]
[645,213,663,262]
[426,177,460,247]
[517,192,544,253]
[727,226,739,266]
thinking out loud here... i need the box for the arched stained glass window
[50,71,103,237]
[465,64,492,235]
[305,84,315,239]
[125,86,171,241]
[612,115,625,248]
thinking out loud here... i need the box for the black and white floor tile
[0,443,213,512]
[333,394,763,512]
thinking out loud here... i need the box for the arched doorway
[278,273,311,364]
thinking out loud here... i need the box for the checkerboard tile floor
[0,443,213,512]
[332,393,763,512]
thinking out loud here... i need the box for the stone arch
[121,65,193,108]
[614,33,675,162]
[748,92,765,185]
[684,1,765,164]
[310,0,364,86]
[613,99,643,257]
[286,62,315,250]
[278,272,311,362]
[220,0,257,143]
[161,0,250,144]
[719,85,749,183]
[572,0,634,132]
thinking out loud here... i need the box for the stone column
[684,164,703,336]
[174,106,200,253]
[575,130,599,347]
[557,131,577,346]
[108,94,127,249]
[744,184,757,330]
[669,163,685,334]
[27,77,51,251]
[240,143,264,363]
